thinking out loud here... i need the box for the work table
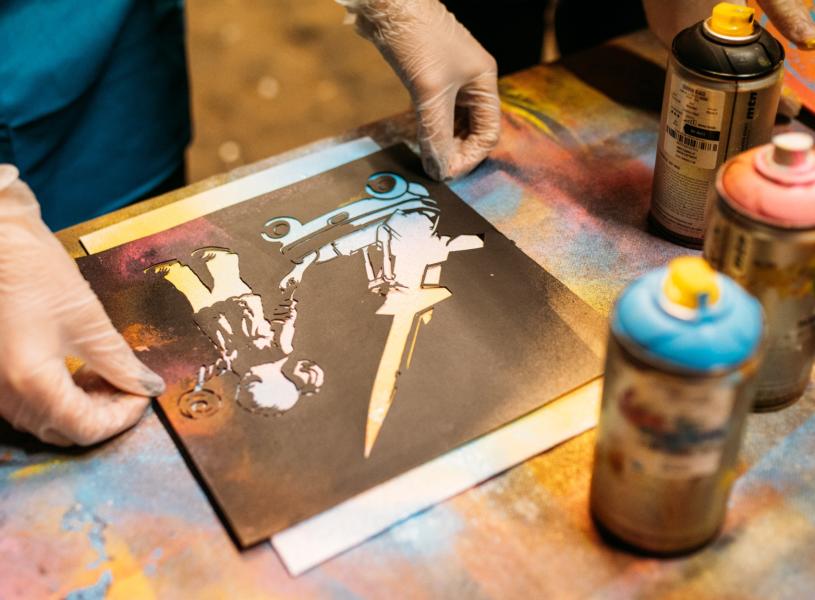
[2,31,814,599]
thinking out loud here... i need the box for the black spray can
[649,2,784,249]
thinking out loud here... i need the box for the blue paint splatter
[61,503,115,598]
[451,166,524,222]
[144,547,164,577]
[62,504,108,569]
[738,412,815,520]
[616,128,659,166]
[386,504,464,559]
[65,570,112,600]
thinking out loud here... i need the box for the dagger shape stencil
[263,172,484,456]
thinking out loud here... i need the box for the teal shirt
[0,1,191,230]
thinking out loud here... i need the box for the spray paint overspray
[77,144,606,547]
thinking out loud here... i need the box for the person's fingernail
[140,368,166,396]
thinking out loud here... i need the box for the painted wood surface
[2,31,814,599]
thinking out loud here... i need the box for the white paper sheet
[272,378,602,575]
[80,137,382,254]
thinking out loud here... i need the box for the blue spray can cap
[612,257,763,372]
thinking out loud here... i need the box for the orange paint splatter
[122,323,175,352]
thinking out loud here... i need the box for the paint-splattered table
[3,31,815,599]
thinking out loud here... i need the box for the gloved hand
[643,0,814,118]
[643,0,815,50]
[337,0,501,180]
[0,165,164,446]
[758,0,815,49]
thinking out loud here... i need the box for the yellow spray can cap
[709,2,755,37]
[663,256,721,310]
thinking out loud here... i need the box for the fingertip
[138,366,166,397]
[69,393,151,446]
[421,154,448,181]
[0,164,20,191]
[765,3,815,46]
[76,329,166,397]
[447,145,492,180]
[13,357,151,447]
[37,428,75,447]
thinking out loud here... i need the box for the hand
[338,0,501,180]
[758,0,815,49]
[643,1,815,50]
[0,165,164,446]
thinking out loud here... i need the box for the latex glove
[0,165,164,446]
[338,0,501,180]
[643,0,815,50]
[758,0,815,49]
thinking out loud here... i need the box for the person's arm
[337,0,501,181]
[0,165,164,446]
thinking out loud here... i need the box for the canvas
[78,144,606,547]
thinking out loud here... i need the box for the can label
[664,74,724,170]
[605,369,735,479]
[706,212,815,405]
[651,68,728,241]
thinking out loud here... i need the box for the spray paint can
[590,257,763,553]
[705,132,815,411]
[650,3,784,248]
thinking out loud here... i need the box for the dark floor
[185,0,410,182]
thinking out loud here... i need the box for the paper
[79,137,381,254]
[272,377,602,575]
[78,144,606,548]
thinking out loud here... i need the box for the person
[1,0,812,446]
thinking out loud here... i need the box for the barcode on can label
[666,126,719,153]
[663,73,725,170]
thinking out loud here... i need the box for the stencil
[78,145,606,547]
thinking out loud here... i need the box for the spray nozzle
[709,3,756,37]
[662,256,721,319]
[753,132,815,185]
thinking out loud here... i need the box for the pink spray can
[704,132,815,411]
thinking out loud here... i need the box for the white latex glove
[757,0,815,48]
[0,165,164,446]
[643,0,815,50]
[338,0,501,180]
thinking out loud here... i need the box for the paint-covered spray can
[650,3,784,248]
[590,257,763,553]
[705,132,815,411]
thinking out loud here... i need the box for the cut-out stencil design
[147,248,323,414]
[78,144,606,546]
[264,172,484,455]
[150,173,484,456]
